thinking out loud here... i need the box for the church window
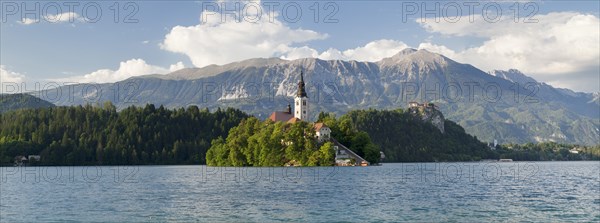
[303,101,306,105]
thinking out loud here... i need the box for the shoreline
[3,160,598,168]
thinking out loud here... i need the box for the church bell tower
[294,71,308,120]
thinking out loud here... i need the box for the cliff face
[410,106,445,133]
[422,109,445,134]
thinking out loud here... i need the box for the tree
[0,104,248,166]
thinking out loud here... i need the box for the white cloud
[46,12,82,23]
[417,12,600,92]
[281,39,409,62]
[0,65,26,83]
[162,16,409,64]
[169,62,186,71]
[159,8,597,92]
[19,18,39,25]
[161,9,327,68]
[159,4,410,65]
[417,42,458,59]
[317,39,409,61]
[54,59,185,83]
[281,39,410,62]
[279,46,319,60]
[19,12,82,25]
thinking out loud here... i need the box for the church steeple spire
[297,70,307,98]
[294,70,309,120]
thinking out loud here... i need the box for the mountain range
[35,49,600,145]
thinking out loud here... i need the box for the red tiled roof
[269,111,294,122]
[287,117,301,124]
[313,122,328,131]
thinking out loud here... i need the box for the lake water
[1,162,598,222]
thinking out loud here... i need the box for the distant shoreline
[3,160,598,167]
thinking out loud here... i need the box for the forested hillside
[317,109,492,162]
[0,103,248,165]
[0,93,55,113]
[323,109,599,162]
[1,104,596,166]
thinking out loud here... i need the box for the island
[207,72,378,166]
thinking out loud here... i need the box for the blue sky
[1,1,599,92]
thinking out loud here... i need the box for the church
[268,71,369,166]
[267,71,310,124]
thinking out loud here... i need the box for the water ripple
[0,162,598,222]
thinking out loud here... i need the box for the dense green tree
[329,109,595,162]
[0,103,248,165]
[205,112,383,166]
[493,142,599,161]
[206,117,350,166]
[2,104,596,166]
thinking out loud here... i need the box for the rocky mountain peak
[378,48,452,68]
[489,69,538,85]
